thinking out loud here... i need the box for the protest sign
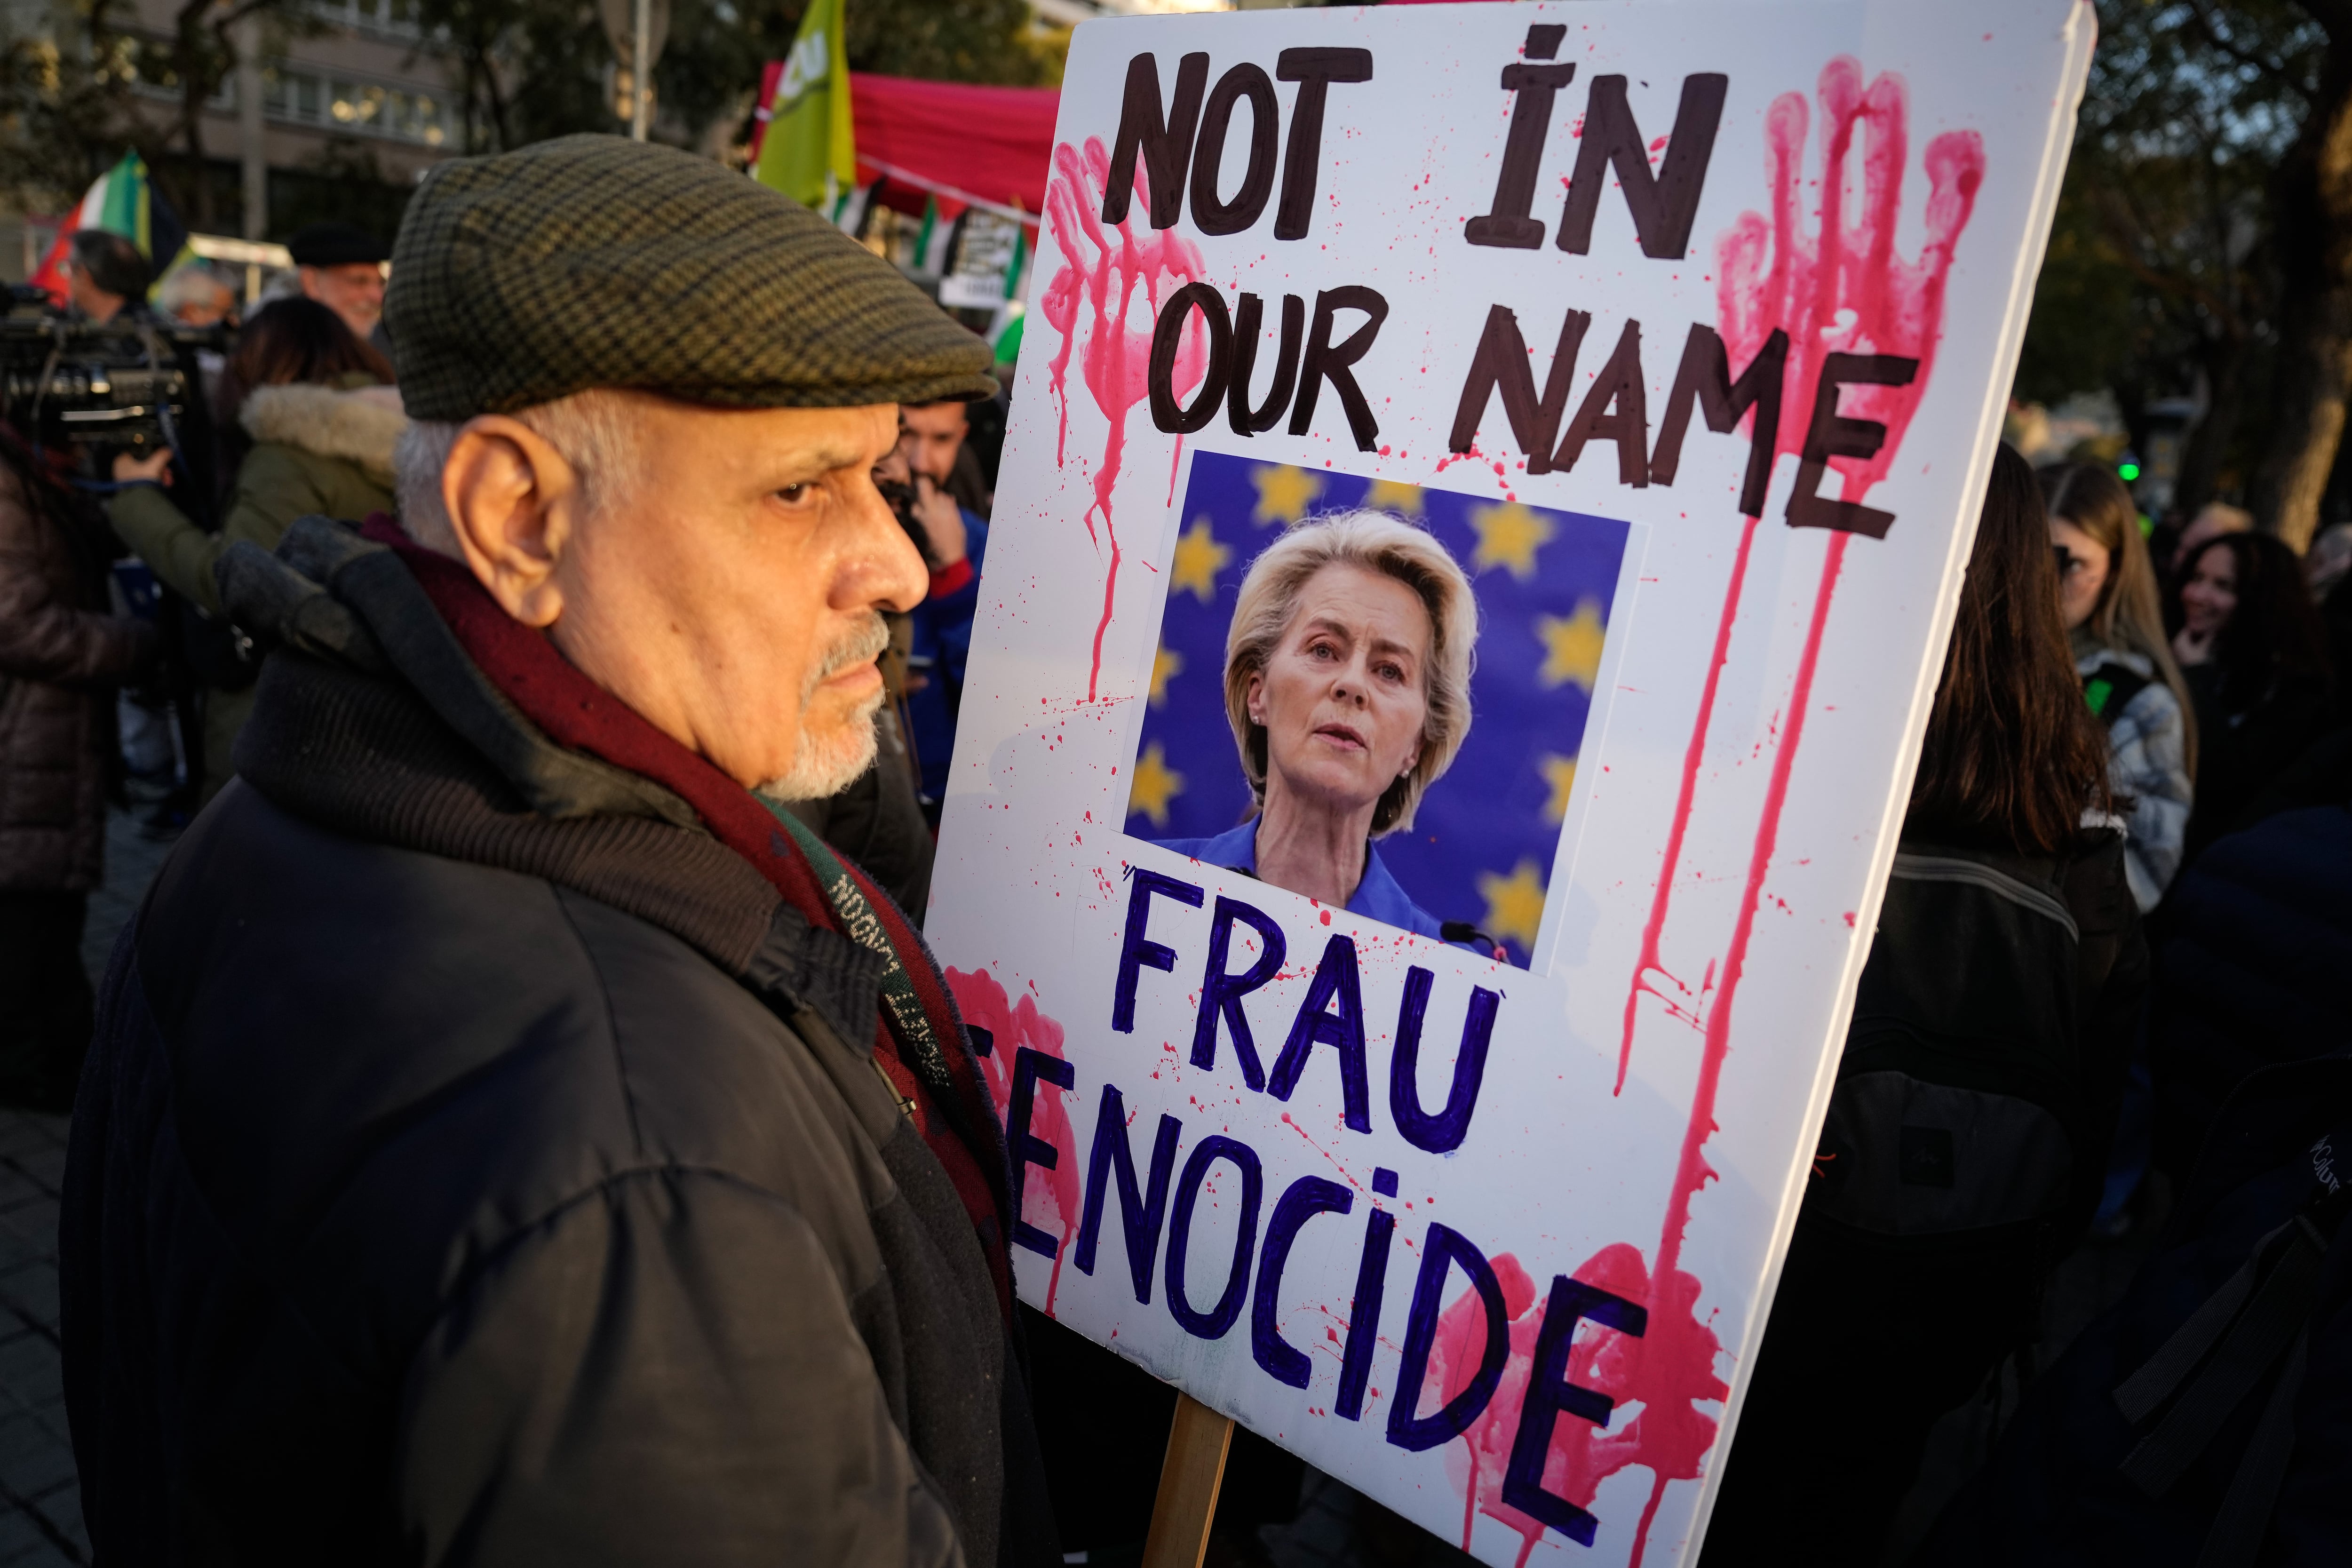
[927,4,2094,1563]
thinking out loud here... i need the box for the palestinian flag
[28,151,191,306]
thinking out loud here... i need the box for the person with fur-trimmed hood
[107,297,401,800]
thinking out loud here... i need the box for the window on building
[263,63,449,146]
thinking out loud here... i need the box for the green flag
[754,0,854,207]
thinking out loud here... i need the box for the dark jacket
[2182,661,2336,863]
[107,381,403,802]
[1701,828,2145,1567]
[1917,1050,2352,1568]
[62,517,1056,1566]
[2149,800,2352,1186]
[0,459,153,892]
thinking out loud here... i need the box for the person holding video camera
[107,297,399,802]
[61,230,151,327]
[0,424,158,1108]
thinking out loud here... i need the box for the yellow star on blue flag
[1251,465,1324,527]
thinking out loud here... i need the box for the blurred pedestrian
[2170,532,2336,857]
[2044,462,2196,909]
[900,395,993,518]
[895,418,988,812]
[1702,446,2145,1568]
[158,264,237,329]
[285,221,392,362]
[63,136,1055,1566]
[2168,499,2253,578]
[105,298,400,801]
[60,230,150,326]
[0,427,157,1109]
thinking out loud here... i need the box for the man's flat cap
[385,134,995,422]
[287,222,390,269]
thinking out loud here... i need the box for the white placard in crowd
[928,4,2092,1563]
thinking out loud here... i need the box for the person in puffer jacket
[2043,462,2196,911]
[105,297,400,800]
[1699,446,2146,1568]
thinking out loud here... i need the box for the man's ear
[442,415,585,629]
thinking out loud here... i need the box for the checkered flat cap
[386,134,995,421]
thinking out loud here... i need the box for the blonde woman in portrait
[1157,510,1478,939]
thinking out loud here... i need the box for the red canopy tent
[751,68,1058,231]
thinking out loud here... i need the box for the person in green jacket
[109,297,400,800]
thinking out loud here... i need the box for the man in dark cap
[64,135,1056,1566]
[286,219,389,348]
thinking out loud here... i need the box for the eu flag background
[1126,452,1633,968]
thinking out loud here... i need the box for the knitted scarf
[357,518,1013,1313]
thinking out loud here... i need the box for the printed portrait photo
[1126,452,1635,968]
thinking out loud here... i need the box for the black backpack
[1915,1050,2352,1568]
[1696,832,2147,1567]
[1808,833,2143,1289]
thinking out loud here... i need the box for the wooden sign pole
[1139,1393,1236,1568]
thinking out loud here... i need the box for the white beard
[754,613,891,804]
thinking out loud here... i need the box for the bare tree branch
[2185,0,2314,103]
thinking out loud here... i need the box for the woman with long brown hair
[1703,445,2146,1566]
[104,297,402,800]
[2169,530,2336,857]
[2042,462,2195,909]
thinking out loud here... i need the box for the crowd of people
[0,202,1007,1113]
[0,130,2343,1566]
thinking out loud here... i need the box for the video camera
[0,283,224,467]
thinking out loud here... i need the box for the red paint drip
[1040,140,1208,700]
[1619,56,1980,1087]
[1521,59,1977,1564]
[946,967,1081,1316]
[1424,1246,1727,1568]
[1616,512,1761,1093]
[1667,536,1848,1282]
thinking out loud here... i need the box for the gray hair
[157,264,233,316]
[1223,509,1477,836]
[393,389,644,553]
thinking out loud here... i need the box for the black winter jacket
[1701,828,2146,1567]
[2149,801,2352,1184]
[61,518,1057,1566]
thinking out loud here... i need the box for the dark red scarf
[358,518,1012,1314]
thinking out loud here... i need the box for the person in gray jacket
[2044,462,2197,910]
[62,136,1056,1566]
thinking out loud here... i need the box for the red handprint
[1716,58,1985,504]
[1039,139,1208,699]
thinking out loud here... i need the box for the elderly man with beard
[61,136,1057,1568]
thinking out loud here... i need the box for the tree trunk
[2172,328,2247,520]
[2252,33,2352,553]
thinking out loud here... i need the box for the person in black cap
[286,221,389,352]
[64,135,1053,1567]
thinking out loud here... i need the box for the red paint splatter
[1617,512,1760,1093]
[1526,59,1974,1564]
[947,967,1082,1315]
[1040,140,1208,700]
[1423,1247,1726,1568]
[1620,57,1979,1088]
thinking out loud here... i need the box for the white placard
[929,6,2091,1564]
